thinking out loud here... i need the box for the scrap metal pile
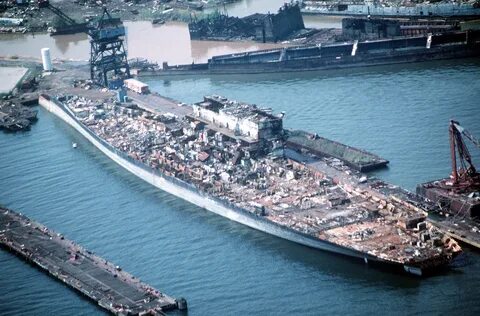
[0,102,37,131]
[189,3,306,42]
[189,13,257,40]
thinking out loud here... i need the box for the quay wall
[38,95,393,265]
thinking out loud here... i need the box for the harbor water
[1,58,480,315]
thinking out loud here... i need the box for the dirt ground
[0,66,28,95]
[1,0,223,32]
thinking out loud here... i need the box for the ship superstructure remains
[39,93,461,275]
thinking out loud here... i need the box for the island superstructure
[39,90,461,276]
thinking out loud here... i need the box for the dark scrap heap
[0,102,37,132]
[189,2,305,42]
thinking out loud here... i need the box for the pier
[0,207,186,316]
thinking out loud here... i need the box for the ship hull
[150,31,480,76]
[39,95,428,275]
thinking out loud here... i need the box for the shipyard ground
[0,66,28,95]
[0,207,186,315]
[0,0,235,33]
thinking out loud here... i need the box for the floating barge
[0,207,186,315]
[416,120,480,248]
[285,129,388,172]
[147,30,480,76]
[417,120,480,218]
[417,178,480,218]
[38,91,462,276]
[428,217,480,250]
[49,22,89,36]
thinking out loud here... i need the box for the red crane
[448,120,480,192]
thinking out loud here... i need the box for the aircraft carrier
[38,90,461,276]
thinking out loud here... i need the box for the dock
[0,207,186,315]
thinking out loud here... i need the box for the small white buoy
[72,142,77,149]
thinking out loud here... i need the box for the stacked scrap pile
[0,102,37,132]
[189,14,256,40]
[189,3,306,42]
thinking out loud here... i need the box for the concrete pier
[0,207,186,316]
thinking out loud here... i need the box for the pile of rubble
[0,101,37,132]
[189,3,307,42]
[73,79,95,90]
[189,13,256,41]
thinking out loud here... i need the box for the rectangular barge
[416,179,480,249]
[0,207,186,315]
[38,92,461,276]
[285,129,388,172]
[415,120,480,248]
[417,178,480,218]
[428,217,480,250]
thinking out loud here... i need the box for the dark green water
[1,59,480,315]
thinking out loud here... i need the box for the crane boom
[453,122,480,149]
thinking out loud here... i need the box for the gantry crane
[88,8,131,87]
[38,1,130,87]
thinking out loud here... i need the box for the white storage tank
[41,48,53,72]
